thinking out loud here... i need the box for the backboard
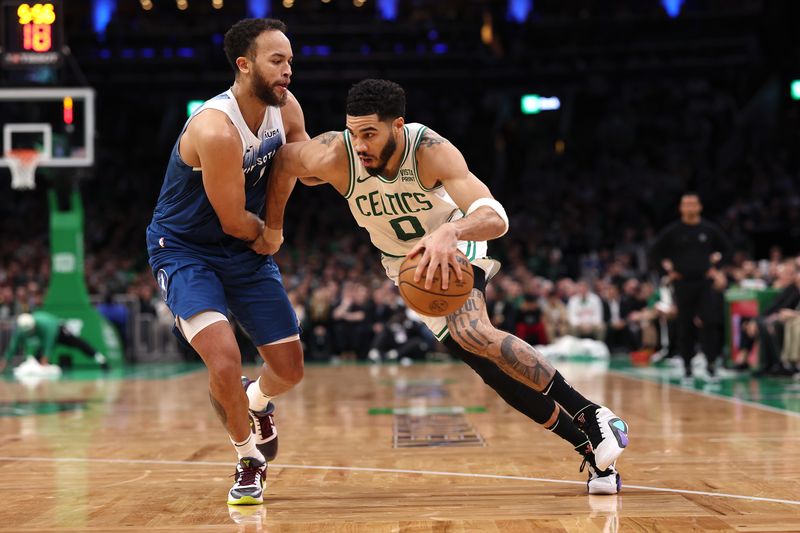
[0,87,94,168]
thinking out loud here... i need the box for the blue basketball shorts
[148,237,299,347]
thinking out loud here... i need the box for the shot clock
[1,0,63,67]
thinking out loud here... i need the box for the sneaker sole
[588,473,622,495]
[227,495,264,505]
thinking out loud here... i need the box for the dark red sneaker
[227,456,267,505]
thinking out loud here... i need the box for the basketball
[398,250,474,317]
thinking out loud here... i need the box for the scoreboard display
[1,0,63,67]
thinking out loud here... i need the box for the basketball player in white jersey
[147,19,313,504]
[256,79,630,493]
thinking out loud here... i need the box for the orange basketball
[398,250,474,317]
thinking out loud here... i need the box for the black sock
[543,371,597,418]
[545,406,590,449]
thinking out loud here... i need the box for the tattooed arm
[446,289,556,391]
[408,128,507,290]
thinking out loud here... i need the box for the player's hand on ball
[250,227,284,255]
[408,222,463,290]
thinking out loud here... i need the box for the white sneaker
[578,445,621,495]
[575,407,629,471]
[227,457,267,505]
[586,461,621,495]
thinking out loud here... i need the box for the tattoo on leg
[209,392,227,425]
[447,293,493,354]
[499,335,556,391]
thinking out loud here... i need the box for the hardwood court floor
[1,360,799,532]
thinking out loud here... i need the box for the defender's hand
[408,223,463,290]
[250,227,283,255]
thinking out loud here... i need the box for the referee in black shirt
[651,193,732,380]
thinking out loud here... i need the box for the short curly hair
[223,18,288,74]
[346,79,406,121]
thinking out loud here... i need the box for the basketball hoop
[6,149,39,190]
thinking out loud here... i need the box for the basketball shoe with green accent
[227,457,267,505]
[242,377,279,462]
[574,406,629,471]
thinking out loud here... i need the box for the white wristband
[466,197,509,236]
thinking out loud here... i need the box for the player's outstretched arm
[255,131,348,255]
[279,91,324,187]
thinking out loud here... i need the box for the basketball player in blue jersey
[147,19,311,505]
[257,79,630,494]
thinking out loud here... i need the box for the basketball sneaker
[574,406,629,471]
[242,377,279,462]
[580,451,621,495]
[227,457,267,505]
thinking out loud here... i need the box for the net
[6,149,39,190]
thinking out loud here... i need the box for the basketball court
[1,360,799,531]
[2,2,800,532]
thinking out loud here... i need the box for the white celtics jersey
[342,122,466,258]
[341,122,500,339]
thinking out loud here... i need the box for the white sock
[230,433,266,463]
[246,377,273,412]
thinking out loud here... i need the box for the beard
[362,134,397,176]
[252,68,287,107]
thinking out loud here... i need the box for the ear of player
[398,250,474,317]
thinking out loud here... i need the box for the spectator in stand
[602,283,629,352]
[332,282,372,361]
[779,304,800,376]
[742,268,800,376]
[367,281,404,362]
[495,279,522,333]
[0,286,13,320]
[541,282,570,342]
[306,283,335,360]
[567,280,605,340]
[515,279,548,346]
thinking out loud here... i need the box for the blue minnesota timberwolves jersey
[147,89,285,249]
